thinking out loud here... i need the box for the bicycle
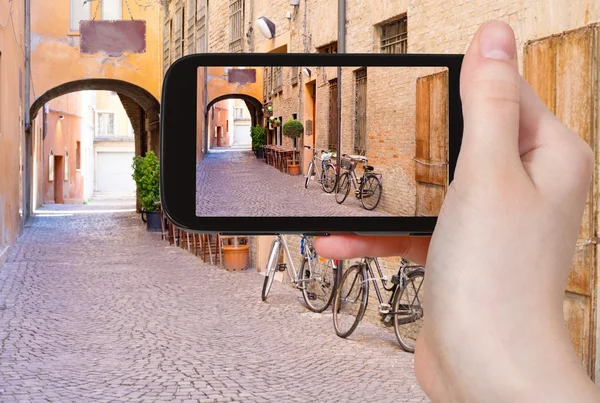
[303,146,337,193]
[261,234,338,313]
[332,257,425,353]
[335,154,383,210]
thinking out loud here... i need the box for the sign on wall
[80,20,147,56]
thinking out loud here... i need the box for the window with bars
[229,0,244,53]
[380,16,407,54]
[354,68,367,155]
[196,0,207,53]
[317,42,338,54]
[328,79,338,151]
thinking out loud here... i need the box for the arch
[30,79,160,120]
[206,93,262,111]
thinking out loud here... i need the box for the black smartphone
[160,53,463,235]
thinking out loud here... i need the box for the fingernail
[479,21,516,60]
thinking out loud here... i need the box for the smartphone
[160,53,463,235]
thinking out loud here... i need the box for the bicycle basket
[341,157,356,170]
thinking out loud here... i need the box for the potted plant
[222,236,250,271]
[282,119,303,176]
[250,125,267,159]
[131,151,162,232]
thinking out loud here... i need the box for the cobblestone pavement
[196,150,392,217]
[0,204,427,402]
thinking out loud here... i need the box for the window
[328,79,338,151]
[354,68,367,155]
[229,0,244,53]
[97,112,115,136]
[274,66,283,93]
[196,0,207,52]
[163,19,172,72]
[76,141,81,170]
[234,107,244,119]
[380,16,407,54]
[48,150,54,182]
[70,0,91,31]
[64,150,69,181]
[186,0,196,54]
[174,7,183,58]
[263,67,268,101]
[101,0,122,20]
[317,42,338,54]
[291,67,298,86]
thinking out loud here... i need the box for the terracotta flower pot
[288,164,300,176]
[222,245,250,271]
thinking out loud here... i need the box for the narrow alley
[196,150,392,217]
[0,204,425,402]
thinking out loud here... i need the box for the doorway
[216,126,223,147]
[54,156,64,204]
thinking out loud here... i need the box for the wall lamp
[257,17,276,39]
[59,115,65,120]
[302,68,312,78]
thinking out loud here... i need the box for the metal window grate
[328,79,338,152]
[229,0,244,53]
[380,17,407,54]
[354,68,367,155]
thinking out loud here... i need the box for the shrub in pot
[131,151,162,232]
[282,119,303,175]
[250,125,267,159]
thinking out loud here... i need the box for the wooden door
[523,23,599,379]
[415,70,449,216]
[54,156,64,204]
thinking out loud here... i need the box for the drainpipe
[24,0,32,220]
[336,0,346,287]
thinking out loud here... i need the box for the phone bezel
[160,53,463,235]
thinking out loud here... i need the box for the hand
[315,21,599,402]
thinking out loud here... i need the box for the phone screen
[195,65,449,218]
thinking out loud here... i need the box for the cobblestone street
[196,150,392,217]
[0,203,426,402]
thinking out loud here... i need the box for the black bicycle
[332,257,424,353]
[335,154,383,210]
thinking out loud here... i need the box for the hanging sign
[80,20,147,56]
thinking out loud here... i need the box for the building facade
[0,0,27,264]
[162,0,600,381]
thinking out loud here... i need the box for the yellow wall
[0,0,26,263]
[95,91,132,137]
[31,0,162,105]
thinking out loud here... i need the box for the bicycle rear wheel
[360,174,382,210]
[332,264,368,338]
[392,267,425,353]
[301,255,336,313]
[261,240,282,301]
[304,162,314,189]
[321,164,337,193]
[335,172,351,204]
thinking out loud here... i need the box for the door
[233,123,252,145]
[54,156,64,204]
[216,126,223,147]
[95,151,136,194]
[523,23,598,379]
[414,70,449,216]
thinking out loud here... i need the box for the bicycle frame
[361,257,394,305]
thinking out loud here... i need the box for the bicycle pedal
[391,274,401,285]
[381,314,394,327]
[379,303,391,314]
[277,263,287,272]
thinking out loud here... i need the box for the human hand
[315,21,599,402]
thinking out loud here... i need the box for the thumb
[457,21,522,178]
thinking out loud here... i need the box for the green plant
[283,119,304,165]
[250,125,267,151]
[132,151,160,212]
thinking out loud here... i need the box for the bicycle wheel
[304,162,314,189]
[261,240,282,301]
[335,172,351,204]
[392,267,425,353]
[301,255,336,313]
[321,164,337,193]
[360,174,382,210]
[332,264,368,338]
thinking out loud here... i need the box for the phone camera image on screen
[195,65,449,218]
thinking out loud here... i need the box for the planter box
[222,245,250,271]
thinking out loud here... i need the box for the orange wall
[31,0,161,106]
[0,0,26,261]
[43,93,84,204]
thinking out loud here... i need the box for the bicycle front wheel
[304,162,314,189]
[261,240,282,301]
[301,256,336,313]
[392,267,425,353]
[332,264,368,338]
[360,174,382,210]
[321,164,337,193]
[335,172,351,204]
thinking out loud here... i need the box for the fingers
[313,235,431,266]
[457,21,522,177]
